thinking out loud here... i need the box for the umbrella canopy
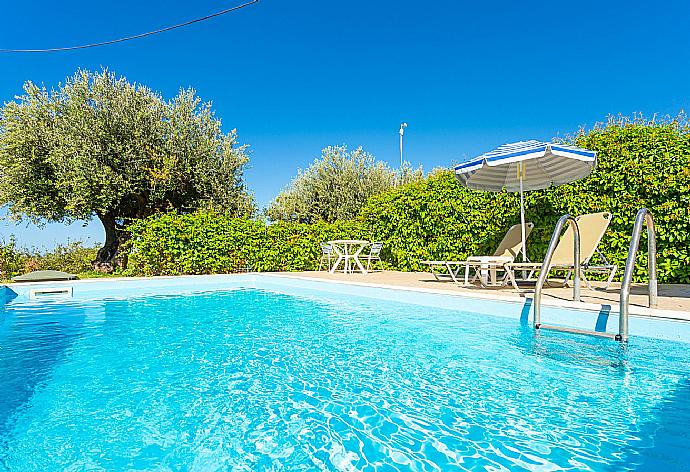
[454,140,597,262]
[455,140,596,192]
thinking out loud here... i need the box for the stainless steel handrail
[533,214,581,329]
[618,208,658,342]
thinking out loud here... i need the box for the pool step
[536,324,620,340]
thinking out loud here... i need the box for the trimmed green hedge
[125,211,366,275]
[361,171,525,272]
[362,116,690,283]
[125,116,690,283]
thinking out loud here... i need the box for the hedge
[124,212,366,276]
[361,115,690,283]
[125,115,690,283]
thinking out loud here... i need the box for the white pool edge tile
[259,273,690,322]
[3,272,690,343]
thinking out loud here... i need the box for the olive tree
[266,145,423,223]
[0,69,254,269]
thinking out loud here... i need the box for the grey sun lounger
[421,222,534,286]
[12,270,78,282]
[505,212,617,292]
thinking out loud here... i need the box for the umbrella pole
[519,163,527,279]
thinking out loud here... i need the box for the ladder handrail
[619,208,658,342]
[533,214,581,328]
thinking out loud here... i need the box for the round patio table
[328,240,370,274]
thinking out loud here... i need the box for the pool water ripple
[0,288,688,470]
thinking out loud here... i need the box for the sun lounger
[505,212,617,292]
[421,223,534,285]
[12,270,77,282]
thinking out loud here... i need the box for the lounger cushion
[12,270,78,282]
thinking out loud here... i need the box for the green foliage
[125,211,366,276]
[361,115,690,283]
[0,240,99,280]
[125,115,690,283]
[266,145,423,223]
[0,238,27,280]
[0,69,254,262]
[362,170,524,272]
[31,241,100,275]
[566,114,690,283]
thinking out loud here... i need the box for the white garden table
[328,240,370,274]
[465,256,512,287]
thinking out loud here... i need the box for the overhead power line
[0,0,259,53]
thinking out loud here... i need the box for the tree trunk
[93,211,121,272]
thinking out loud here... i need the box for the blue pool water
[1,286,689,471]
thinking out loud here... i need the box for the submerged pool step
[536,324,620,340]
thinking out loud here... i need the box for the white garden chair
[360,242,384,271]
[318,242,336,271]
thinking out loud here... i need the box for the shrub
[0,240,99,280]
[361,115,690,283]
[0,238,27,280]
[125,211,367,276]
[567,114,690,283]
[126,114,690,283]
[361,170,525,272]
[32,241,99,275]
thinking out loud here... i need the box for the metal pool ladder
[533,214,586,336]
[532,209,658,342]
[618,208,658,342]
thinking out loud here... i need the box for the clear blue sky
[1,0,689,250]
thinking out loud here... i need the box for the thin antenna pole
[399,122,407,169]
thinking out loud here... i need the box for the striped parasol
[454,140,596,261]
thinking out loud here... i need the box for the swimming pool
[1,275,689,470]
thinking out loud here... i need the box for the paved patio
[275,270,690,319]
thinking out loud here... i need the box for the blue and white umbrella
[454,140,596,261]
